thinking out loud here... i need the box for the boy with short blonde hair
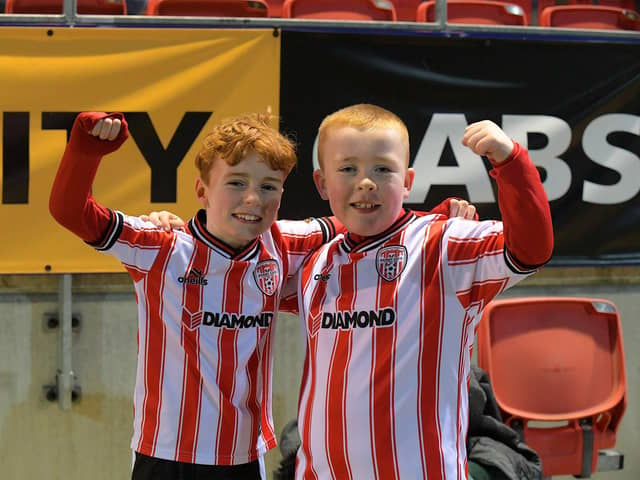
[290,103,553,479]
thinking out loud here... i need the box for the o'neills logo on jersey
[320,308,396,330]
[253,259,280,297]
[376,246,408,281]
[178,268,208,285]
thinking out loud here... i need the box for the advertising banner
[279,31,640,265]
[0,27,280,273]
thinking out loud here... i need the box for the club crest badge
[376,246,408,281]
[253,259,280,297]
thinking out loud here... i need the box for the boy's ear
[403,168,415,199]
[313,169,330,201]
[194,177,208,207]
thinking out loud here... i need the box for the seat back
[5,0,126,13]
[281,0,397,20]
[539,4,640,29]
[477,297,627,477]
[537,0,637,22]
[417,0,528,25]
[145,0,269,16]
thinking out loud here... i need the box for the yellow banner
[0,27,280,273]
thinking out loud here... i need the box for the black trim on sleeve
[316,216,337,243]
[503,247,549,275]
[87,209,124,251]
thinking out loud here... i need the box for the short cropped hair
[195,113,297,182]
[317,104,410,168]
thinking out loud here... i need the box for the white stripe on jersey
[96,210,333,465]
[295,212,536,480]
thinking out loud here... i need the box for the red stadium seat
[5,0,126,13]
[281,0,397,21]
[537,0,636,24]
[417,0,528,25]
[539,4,640,29]
[391,0,422,20]
[477,297,627,477]
[392,0,533,21]
[145,0,269,16]
[268,0,284,16]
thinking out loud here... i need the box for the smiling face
[196,151,286,249]
[314,125,415,237]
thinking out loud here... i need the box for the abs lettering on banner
[404,113,640,206]
[1,111,212,205]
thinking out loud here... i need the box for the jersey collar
[342,209,415,254]
[188,209,261,261]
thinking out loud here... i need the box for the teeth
[353,203,376,209]
[235,214,260,221]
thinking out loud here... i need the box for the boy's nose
[358,177,377,191]
[244,189,261,205]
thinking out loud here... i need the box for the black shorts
[132,452,262,480]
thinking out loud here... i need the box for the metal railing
[0,0,638,42]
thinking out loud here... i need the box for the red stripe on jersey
[325,331,353,479]
[456,279,509,311]
[269,223,290,281]
[306,245,338,338]
[175,244,210,462]
[125,265,145,283]
[253,248,279,457]
[137,233,176,455]
[418,221,447,479]
[299,250,328,480]
[259,327,276,447]
[370,237,402,480]
[176,329,204,462]
[245,329,262,460]
[456,312,474,480]
[215,262,249,462]
[324,261,358,479]
[300,337,321,480]
[447,232,503,265]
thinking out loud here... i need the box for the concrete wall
[0,267,637,479]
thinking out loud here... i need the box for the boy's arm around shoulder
[463,121,553,268]
[49,112,129,242]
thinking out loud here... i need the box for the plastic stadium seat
[417,0,528,24]
[5,0,126,13]
[145,0,269,16]
[539,4,640,29]
[391,0,422,20]
[537,0,636,24]
[477,297,627,478]
[281,0,397,21]
[268,0,284,16]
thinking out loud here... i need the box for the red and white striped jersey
[291,148,553,480]
[91,210,335,465]
[48,111,344,466]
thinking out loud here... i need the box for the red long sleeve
[49,112,129,243]
[489,142,554,268]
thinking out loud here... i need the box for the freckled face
[196,152,286,248]
[314,126,414,237]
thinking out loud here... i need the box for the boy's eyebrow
[226,172,284,183]
[263,176,285,183]
[338,155,396,163]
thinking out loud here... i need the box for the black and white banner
[279,30,640,265]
